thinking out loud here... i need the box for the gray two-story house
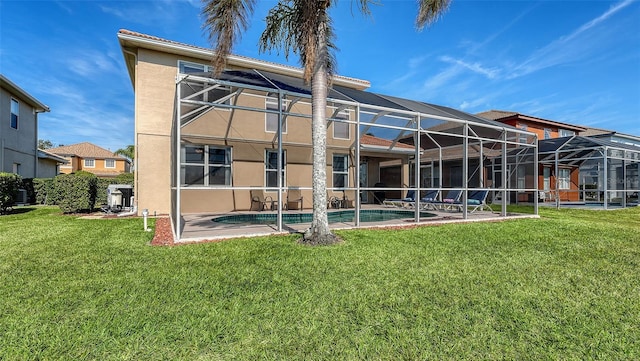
[1,74,50,178]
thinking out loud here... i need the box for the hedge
[55,171,98,213]
[0,172,21,214]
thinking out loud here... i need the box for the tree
[114,145,135,170]
[38,139,54,149]
[202,0,450,245]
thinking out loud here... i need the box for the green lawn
[1,206,639,360]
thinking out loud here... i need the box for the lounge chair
[450,190,489,212]
[400,189,440,209]
[422,189,462,210]
[250,189,274,211]
[286,188,304,210]
[383,190,415,208]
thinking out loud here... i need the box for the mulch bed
[150,217,174,246]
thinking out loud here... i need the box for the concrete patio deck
[177,204,538,243]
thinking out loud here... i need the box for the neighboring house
[580,126,640,148]
[118,29,533,240]
[48,142,130,178]
[1,74,50,178]
[37,149,67,178]
[477,110,586,140]
[477,110,640,206]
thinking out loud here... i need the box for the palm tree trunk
[303,7,338,245]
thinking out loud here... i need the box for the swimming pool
[212,209,436,225]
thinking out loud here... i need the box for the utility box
[106,184,134,211]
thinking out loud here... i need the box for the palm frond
[416,0,450,30]
[259,0,338,85]
[202,0,256,75]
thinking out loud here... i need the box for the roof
[48,142,129,161]
[117,29,370,91]
[0,74,50,112]
[37,149,68,164]
[539,135,640,154]
[476,110,586,132]
[361,134,415,150]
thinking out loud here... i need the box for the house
[37,149,68,178]
[118,30,535,240]
[48,142,130,178]
[477,110,586,140]
[580,126,640,148]
[477,110,640,206]
[1,74,50,178]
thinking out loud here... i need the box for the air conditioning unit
[16,189,28,205]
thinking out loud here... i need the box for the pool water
[212,209,435,225]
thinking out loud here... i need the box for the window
[178,60,211,74]
[265,150,286,188]
[518,124,527,143]
[10,98,19,129]
[333,111,350,139]
[178,61,232,107]
[265,96,287,133]
[333,154,349,188]
[544,128,552,139]
[12,163,20,175]
[543,167,551,190]
[559,129,575,137]
[180,145,232,186]
[84,159,95,168]
[558,168,570,190]
[105,159,115,168]
[517,165,526,189]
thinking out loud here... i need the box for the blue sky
[1,0,639,152]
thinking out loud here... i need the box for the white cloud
[508,0,634,78]
[439,56,500,79]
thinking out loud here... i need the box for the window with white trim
[265,149,286,188]
[105,159,115,168]
[10,98,19,129]
[517,165,526,189]
[333,111,350,140]
[265,96,287,133]
[558,168,571,190]
[180,145,232,186]
[84,159,95,168]
[544,128,552,139]
[518,124,528,143]
[559,129,575,137]
[333,154,349,188]
[178,61,232,107]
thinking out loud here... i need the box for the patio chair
[341,190,357,208]
[450,190,489,212]
[327,190,341,209]
[287,188,304,210]
[383,190,415,208]
[422,189,462,210]
[250,189,274,211]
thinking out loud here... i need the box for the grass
[1,206,639,360]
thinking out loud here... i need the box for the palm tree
[202,0,450,245]
[114,145,135,170]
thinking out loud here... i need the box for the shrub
[115,172,134,184]
[56,171,98,213]
[21,178,36,204]
[0,172,21,214]
[33,178,57,205]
